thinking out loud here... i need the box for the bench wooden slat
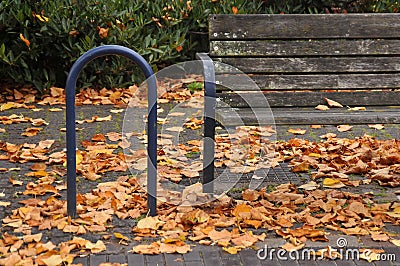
[210,39,400,57]
[214,57,400,74]
[217,91,400,108]
[210,14,400,40]
[216,73,400,91]
[216,107,400,126]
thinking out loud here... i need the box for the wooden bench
[196,14,400,192]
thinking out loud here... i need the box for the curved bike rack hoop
[65,45,157,218]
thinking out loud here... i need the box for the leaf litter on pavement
[0,84,399,265]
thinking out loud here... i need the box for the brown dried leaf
[288,128,307,135]
[337,125,353,132]
[324,98,343,108]
[368,124,384,130]
[315,105,329,110]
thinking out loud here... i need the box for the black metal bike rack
[65,45,157,218]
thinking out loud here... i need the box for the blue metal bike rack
[65,45,157,218]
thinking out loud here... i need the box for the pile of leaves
[276,135,400,187]
[0,85,399,265]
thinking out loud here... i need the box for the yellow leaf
[35,14,49,22]
[136,216,162,230]
[232,204,252,219]
[114,232,130,241]
[323,177,340,186]
[41,255,63,266]
[223,246,240,254]
[1,102,14,111]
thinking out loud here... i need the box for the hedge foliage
[0,0,398,92]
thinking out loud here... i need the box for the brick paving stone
[127,254,145,266]
[381,247,399,263]
[315,260,337,266]
[279,258,300,266]
[145,254,165,265]
[184,262,204,266]
[183,248,202,262]
[73,256,88,266]
[260,253,281,266]
[373,261,394,266]
[239,249,262,266]
[220,251,242,266]
[335,260,357,266]
[298,260,318,266]
[353,258,375,266]
[89,254,107,266]
[359,236,383,249]
[202,250,222,266]
[164,254,184,266]
[108,254,127,264]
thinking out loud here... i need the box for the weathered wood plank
[214,57,400,74]
[216,107,400,126]
[216,91,400,108]
[210,39,400,57]
[209,14,400,40]
[215,74,400,91]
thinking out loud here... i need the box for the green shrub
[0,0,398,93]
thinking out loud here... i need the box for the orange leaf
[232,6,238,14]
[98,27,109,38]
[19,33,30,47]
[175,45,183,52]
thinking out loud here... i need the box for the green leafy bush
[0,0,398,92]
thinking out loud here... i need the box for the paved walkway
[0,105,399,266]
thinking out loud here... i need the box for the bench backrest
[209,14,400,108]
